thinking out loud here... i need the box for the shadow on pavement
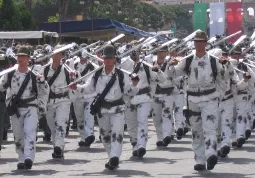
[218,157,255,165]
[34,158,90,166]
[182,172,253,178]
[126,156,177,164]
[75,147,105,153]
[9,169,59,176]
[70,169,153,177]
[36,146,52,152]
[0,158,17,164]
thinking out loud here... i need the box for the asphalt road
[0,119,255,178]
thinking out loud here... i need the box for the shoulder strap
[161,62,167,72]
[7,70,15,88]
[31,72,38,96]
[81,63,95,77]
[143,64,151,84]
[46,65,63,86]
[184,56,194,76]
[44,65,50,81]
[15,72,31,101]
[115,68,124,93]
[210,56,217,81]
[74,63,78,70]
[100,71,118,100]
[94,68,103,88]
[64,67,70,85]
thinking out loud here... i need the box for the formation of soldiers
[0,29,255,171]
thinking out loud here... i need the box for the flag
[193,3,208,31]
[209,2,225,37]
[226,2,243,43]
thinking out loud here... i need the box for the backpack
[184,54,217,81]
[7,70,38,96]
[94,68,124,93]
[44,65,70,85]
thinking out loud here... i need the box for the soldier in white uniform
[72,49,96,147]
[125,49,166,158]
[0,46,49,169]
[70,45,139,170]
[168,31,232,171]
[151,48,174,147]
[44,45,76,159]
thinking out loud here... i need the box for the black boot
[85,135,95,145]
[245,130,251,140]
[176,128,184,140]
[52,146,63,158]
[237,137,245,148]
[163,136,171,146]
[206,155,218,170]
[2,129,7,141]
[137,147,146,158]
[43,132,51,142]
[183,127,189,135]
[17,163,25,170]
[24,159,33,169]
[194,164,206,171]
[217,146,230,158]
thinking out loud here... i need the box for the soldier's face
[104,58,116,66]
[52,53,63,62]
[17,55,29,66]
[80,57,88,64]
[157,51,167,61]
[194,40,207,51]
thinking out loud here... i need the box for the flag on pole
[209,2,225,37]
[193,3,208,31]
[226,2,243,43]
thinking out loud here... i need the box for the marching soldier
[69,45,139,170]
[44,45,77,159]
[151,47,174,147]
[0,46,49,169]
[168,31,232,171]
[125,48,166,158]
[72,49,96,147]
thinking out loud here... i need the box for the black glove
[152,67,159,72]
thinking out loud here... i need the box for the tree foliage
[2,0,192,33]
[160,5,193,33]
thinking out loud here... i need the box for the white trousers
[189,98,218,165]
[235,94,251,140]
[219,98,234,147]
[73,98,94,141]
[173,93,186,130]
[98,112,125,159]
[11,107,38,163]
[152,96,174,141]
[46,101,71,150]
[126,102,151,151]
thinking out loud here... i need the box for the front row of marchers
[0,30,254,172]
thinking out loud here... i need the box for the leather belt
[225,89,232,96]
[137,87,150,95]
[49,91,68,99]
[17,96,37,108]
[222,94,233,102]
[187,88,216,97]
[237,91,248,95]
[155,85,174,95]
[101,98,125,109]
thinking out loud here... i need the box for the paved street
[1,119,255,178]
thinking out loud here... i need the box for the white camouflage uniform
[0,69,49,163]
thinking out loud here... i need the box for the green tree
[17,3,38,30]
[160,5,193,33]
[0,0,22,30]
[48,13,59,22]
